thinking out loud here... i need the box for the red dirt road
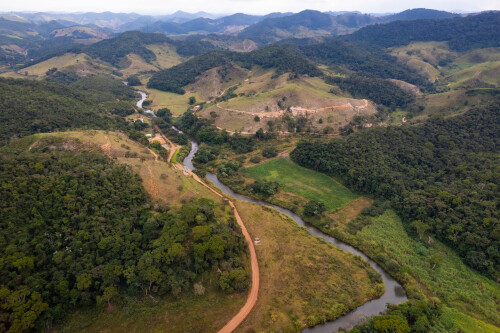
[185,170,260,333]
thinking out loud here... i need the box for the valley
[0,6,499,333]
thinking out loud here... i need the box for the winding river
[183,139,407,332]
[137,91,407,331]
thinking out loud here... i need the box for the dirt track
[153,124,181,162]
[170,167,260,333]
[214,99,370,118]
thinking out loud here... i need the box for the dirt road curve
[153,124,181,162]
[180,168,260,333]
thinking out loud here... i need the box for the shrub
[262,146,278,158]
[303,200,326,217]
[250,156,261,164]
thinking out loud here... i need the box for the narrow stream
[134,86,408,331]
[182,137,407,332]
[136,91,156,117]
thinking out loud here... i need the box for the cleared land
[244,157,359,211]
[144,87,203,115]
[147,43,184,70]
[200,74,376,133]
[58,289,246,332]
[391,41,453,81]
[234,201,383,332]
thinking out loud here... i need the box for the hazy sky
[2,0,499,15]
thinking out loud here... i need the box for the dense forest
[148,45,321,93]
[0,137,248,331]
[291,104,500,278]
[344,11,500,51]
[0,77,136,146]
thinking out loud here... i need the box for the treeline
[0,77,136,146]
[326,75,415,108]
[0,138,247,331]
[344,11,500,51]
[148,45,321,94]
[291,104,500,278]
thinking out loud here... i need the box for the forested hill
[0,77,136,146]
[290,38,428,87]
[291,103,500,279]
[147,45,322,93]
[238,10,339,45]
[0,136,248,331]
[381,8,460,22]
[344,11,500,51]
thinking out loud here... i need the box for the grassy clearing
[119,53,158,77]
[234,201,383,332]
[145,88,203,115]
[147,43,184,70]
[244,157,359,211]
[390,41,452,81]
[343,210,500,330]
[441,307,500,333]
[445,61,500,88]
[58,286,246,333]
[219,81,344,112]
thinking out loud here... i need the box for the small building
[190,105,201,113]
[254,237,261,245]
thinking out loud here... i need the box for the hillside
[382,8,460,22]
[344,11,500,51]
[0,77,136,145]
[238,10,348,45]
[147,45,321,94]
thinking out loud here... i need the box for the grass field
[58,285,246,332]
[344,210,500,331]
[145,88,203,115]
[119,53,158,77]
[390,41,453,81]
[234,201,383,332]
[244,157,359,211]
[147,43,184,70]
